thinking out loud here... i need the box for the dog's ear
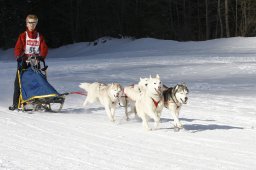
[118,83,122,89]
[149,75,152,79]
[156,74,160,79]
[181,82,186,86]
[175,84,179,91]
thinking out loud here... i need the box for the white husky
[79,82,122,122]
[121,77,148,120]
[135,75,164,130]
[163,83,189,129]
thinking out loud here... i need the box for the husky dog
[121,77,148,120]
[163,83,189,129]
[79,82,122,122]
[135,75,164,130]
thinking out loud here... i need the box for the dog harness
[163,86,181,108]
[151,97,161,108]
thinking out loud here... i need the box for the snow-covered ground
[0,37,256,170]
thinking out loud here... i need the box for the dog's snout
[116,92,120,97]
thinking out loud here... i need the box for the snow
[1,37,256,170]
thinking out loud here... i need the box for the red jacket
[14,29,48,60]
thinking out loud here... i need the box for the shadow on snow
[160,117,243,133]
[183,123,243,133]
[61,107,105,114]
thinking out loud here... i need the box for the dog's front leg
[142,116,151,131]
[153,116,160,130]
[83,98,89,106]
[129,102,138,118]
[157,111,161,119]
[124,98,129,120]
[138,113,151,131]
[110,104,116,122]
[104,105,115,122]
[170,106,182,128]
[148,110,160,130]
[133,105,137,117]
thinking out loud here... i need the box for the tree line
[1,0,256,49]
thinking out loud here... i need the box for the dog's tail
[79,82,90,91]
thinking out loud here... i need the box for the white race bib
[24,31,40,56]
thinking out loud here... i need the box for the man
[9,14,48,110]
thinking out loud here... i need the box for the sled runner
[17,56,66,112]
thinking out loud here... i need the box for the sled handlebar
[28,56,44,62]
[28,56,48,71]
[18,56,48,72]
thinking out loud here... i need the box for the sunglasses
[27,22,37,24]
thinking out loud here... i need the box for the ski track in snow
[1,37,256,170]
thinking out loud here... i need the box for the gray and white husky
[163,83,189,129]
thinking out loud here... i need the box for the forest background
[1,0,256,49]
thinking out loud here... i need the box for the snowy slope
[0,37,256,170]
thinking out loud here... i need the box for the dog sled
[17,56,67,112]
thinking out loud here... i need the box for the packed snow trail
[0,37,256,170]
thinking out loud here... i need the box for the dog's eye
[154,83,156,84]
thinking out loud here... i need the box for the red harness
[151,98,161,108]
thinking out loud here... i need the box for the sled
[17,56,66,113]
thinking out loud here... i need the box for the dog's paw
[153,127,160,131]
[171,122,183,132]
[173,122,183,129]
[154,122,160,129]
[177,123,183,129]
[174,127,181,132]
[143,126,152,131]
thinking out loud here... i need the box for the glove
[37,56,44,61]
[16,56,23,62]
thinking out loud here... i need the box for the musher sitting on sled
[9,14,48,110]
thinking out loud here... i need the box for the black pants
[12,70,20,106]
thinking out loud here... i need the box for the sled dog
[163,83,189,128]
[121,77,148,120]
[79,82,122,122]
[135,75,164,130]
